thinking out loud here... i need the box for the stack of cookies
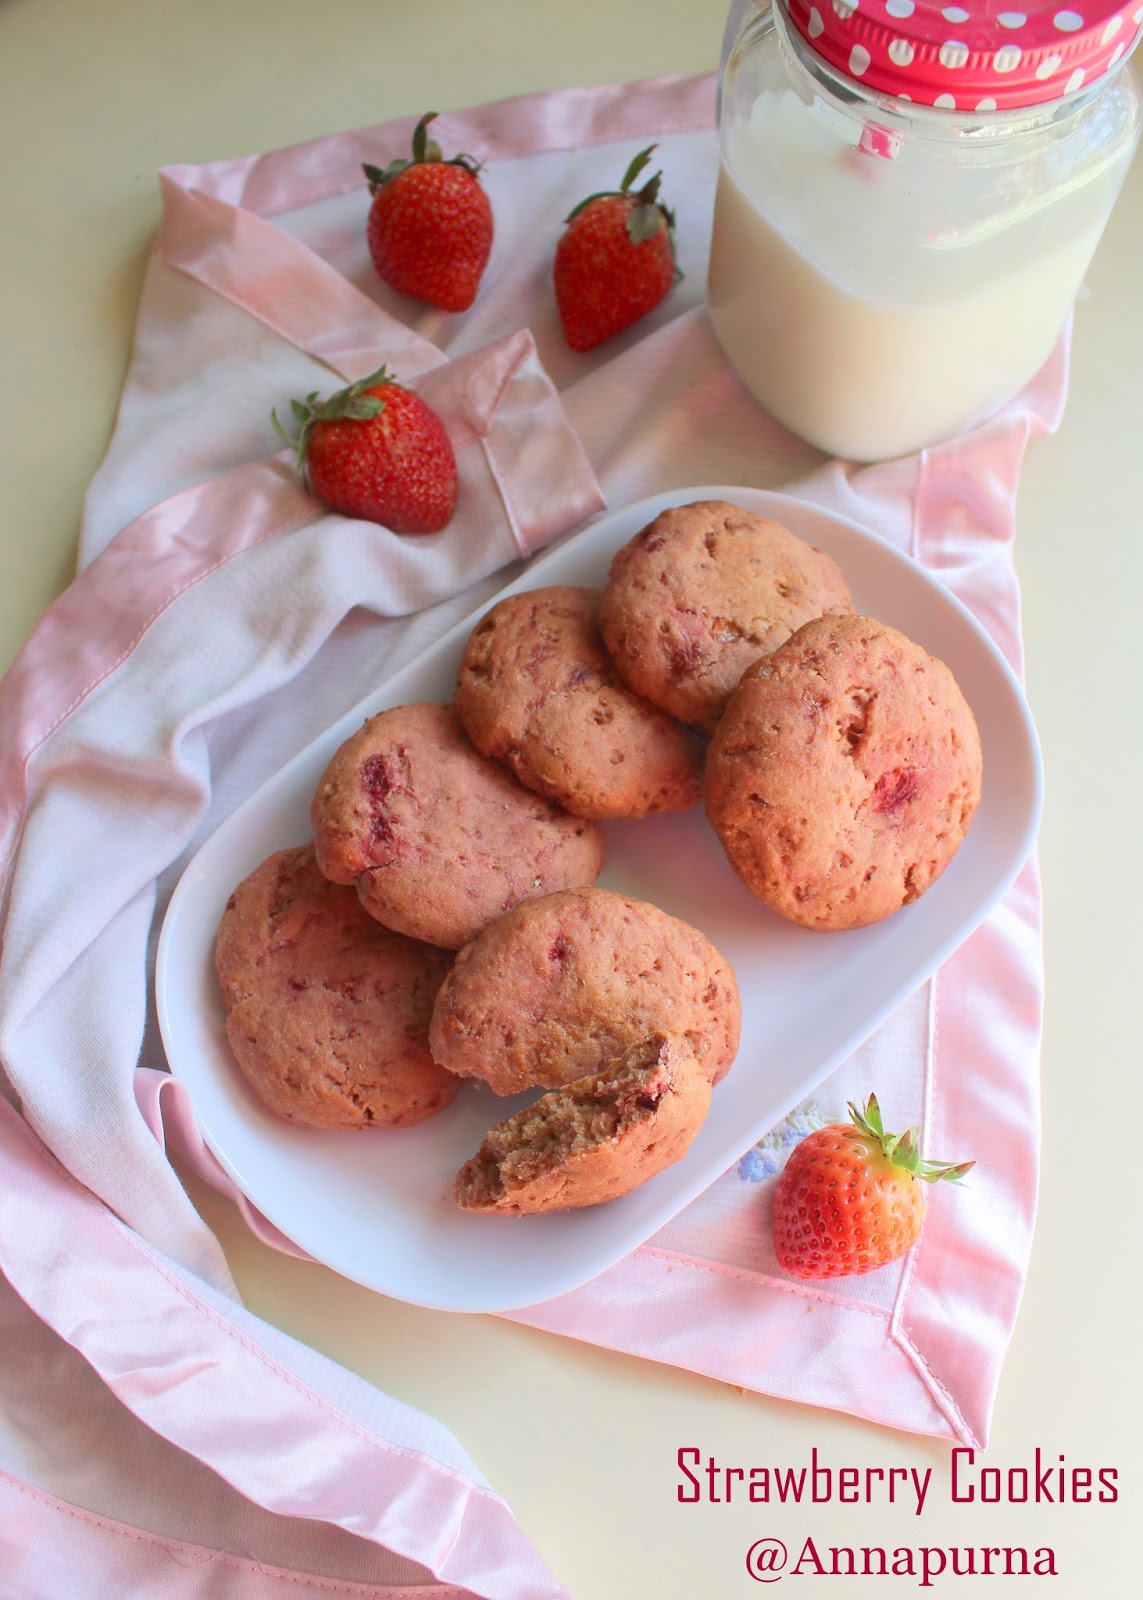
[595,500,982,933]
[213,498,982,1216]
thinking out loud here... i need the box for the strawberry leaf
[626,202,665,245]
[363,159,409,192]
[270,406,302,466]
[850,1094,885,1142]
[338,395,385,422]
[620,146,656,194]
[917,1158,977,1185]
[889,1129,922,1173]
[348,362,399,394]
[411,112,440,164]
[563,190,619,223]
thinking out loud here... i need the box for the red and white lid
[783,0,1143,109]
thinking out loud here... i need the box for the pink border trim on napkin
[0,1474,475,1600]
[157,74,717,217]
[156,180,445,384]
[0,460,314,883]
[0,1098,571,1600]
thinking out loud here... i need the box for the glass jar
[708,1,1142,461]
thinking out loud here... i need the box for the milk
[707,92,1118,461]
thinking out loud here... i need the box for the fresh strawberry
[273,365,457,534]
[772,1095,973,1280]
[364,112,493,312]
[553,145,680,352]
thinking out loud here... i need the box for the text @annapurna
[678,1448,1118,1586]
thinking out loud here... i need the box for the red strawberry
[364,112,493,312]
[273,366,457,534]
[772,1095,973,1280]
[553,145,680,352]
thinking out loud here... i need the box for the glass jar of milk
[709,1,1142,460]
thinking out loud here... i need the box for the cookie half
[599,499,853,733]
[453,1034,712,1215]
[704,614,983,930]
[311,701,605,949]
[429,886,740,1095]
[455,585,701,818]
[214,845,456,1128]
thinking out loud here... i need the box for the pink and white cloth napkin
[0,74,1055,1596]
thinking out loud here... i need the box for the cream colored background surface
[2,2,1140,1594]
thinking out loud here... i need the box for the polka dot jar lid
[783,0,1143,109]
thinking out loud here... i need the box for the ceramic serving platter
[155,485,1041,1313]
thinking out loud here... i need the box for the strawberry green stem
[411,110,442,164]
[363,110,483,192]
[562,143,678,263]
[271,364,397,476]
[848,1094,975,1184]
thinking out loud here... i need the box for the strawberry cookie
[429,886,740,1094]
[311,702,605,950]
[453,1034,712,1215]
[704,615,983,931]
[214,845,456,1129]
[454,585,702,819]
[599,500,853,733]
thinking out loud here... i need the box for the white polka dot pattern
[782,0,1143,109]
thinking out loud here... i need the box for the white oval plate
[156,486,1041,1313]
